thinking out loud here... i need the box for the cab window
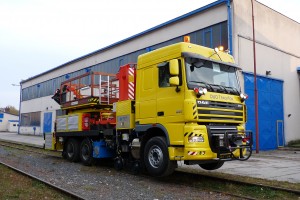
[158,60,182,88]
[158,62,170,87]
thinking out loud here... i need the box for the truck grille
[196,100,244,123]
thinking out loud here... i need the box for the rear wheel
[80,138,94,166]
[144,136,176,177]
[114,157,124,171]
[199,161,224,170]
[65,138,80,162]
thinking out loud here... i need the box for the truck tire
[199,161,224,170]
[80,138,94,166]
[114,157,124,171]
[144,136,176,177]
[66,138,80,162]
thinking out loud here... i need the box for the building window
[56,109,66,117]
[203,28,213,48]
[21,112,41,126]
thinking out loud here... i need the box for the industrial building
[0,112,19,132]
[19,0,300,150]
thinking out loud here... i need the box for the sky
[0,0,299,109]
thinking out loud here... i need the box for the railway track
[172,170,300,198]
[0,141,60,157]
[0,141,299,199]
[0,160,85,200]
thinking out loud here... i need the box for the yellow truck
[50,39,252,177]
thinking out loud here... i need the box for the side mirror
[169,59,179,75]
[169,77,179,86]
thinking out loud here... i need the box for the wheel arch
[135,124,170,162]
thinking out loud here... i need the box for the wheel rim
[81,143,90,161]
[148,145,163,168]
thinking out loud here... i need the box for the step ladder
[99,75,110,104]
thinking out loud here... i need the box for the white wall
[233,0,300,142]
[20,95,60,135]
[0,113,19,132]
[7,121,19,132]
[20,126,41,135]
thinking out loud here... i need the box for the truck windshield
[185,57,240,94]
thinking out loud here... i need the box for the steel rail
[1,141,300,198]
[0,160,86,200]
[174,170,300,196]
[137,172,257,200]
[208,173,300,195]
[0,141,61,158]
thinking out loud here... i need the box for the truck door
[156,59,184,145]
[135,66,157,124]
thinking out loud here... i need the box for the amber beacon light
[184,36,190,43]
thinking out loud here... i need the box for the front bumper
[169,124,253,162]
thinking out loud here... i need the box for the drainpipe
[18,84,22,135]
[251,0,259,153]
[12,83,22,134]
[227,0,233,55]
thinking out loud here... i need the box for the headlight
[240,93,248,102]
[194,87,207,98]
[188,136,204,143]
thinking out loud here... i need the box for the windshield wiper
[208,83,227,93]
[225,86,240,95]
[219,85,229,94]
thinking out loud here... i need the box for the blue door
[244,73,284,150]
[43,112,52,133]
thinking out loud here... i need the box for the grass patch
[288,140,300,148]
[168,170,300,200]
[0,164,72,200]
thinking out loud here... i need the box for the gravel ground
[0,146,241,200]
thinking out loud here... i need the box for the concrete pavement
[180,150,300,184]
[0,132,44,148]
[0,131,299,184]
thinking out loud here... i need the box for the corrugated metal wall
[21,21,228,102]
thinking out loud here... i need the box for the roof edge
[21,0,226,84]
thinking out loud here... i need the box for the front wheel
[199,161,224,170]
[144,136,176,177]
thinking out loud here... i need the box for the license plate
[219,154,232,159]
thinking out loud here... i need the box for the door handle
[157,111,164,116]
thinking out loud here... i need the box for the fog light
[219,136,224,146]
[188,136,204,143]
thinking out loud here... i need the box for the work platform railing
[59,71,119,109]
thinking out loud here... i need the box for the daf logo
[197,100,209,105]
